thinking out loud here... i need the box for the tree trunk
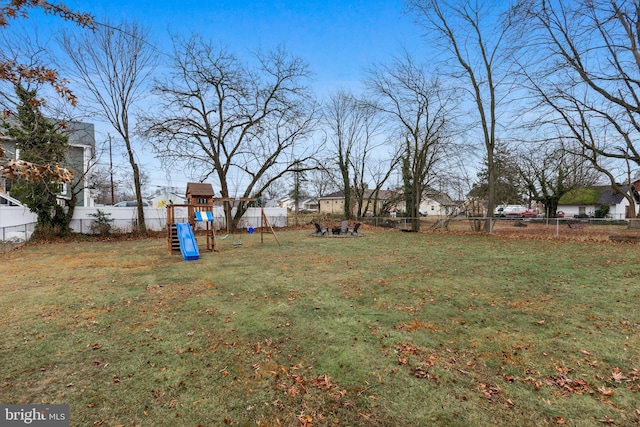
[131,162,147,234]
[60,195,76,237]
[484,148,496,232]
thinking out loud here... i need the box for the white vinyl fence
[1,206,289,251]
[68,206,288,234]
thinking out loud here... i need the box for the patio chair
[340,220,349,234]
[313,221,328,236]
[350,222,361,236]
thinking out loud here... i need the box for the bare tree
[305,165,340,200]
[367,53,454,231]
[517,140,601,218]
[59,20,156,233]
[513,0,640,219]
[323,90,392,218]
[142,36,319,231]
[407,0,515,231]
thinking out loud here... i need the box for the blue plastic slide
[176,223,200,261]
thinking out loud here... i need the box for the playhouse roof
[185,182,215,198]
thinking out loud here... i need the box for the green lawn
[1,229,639,426]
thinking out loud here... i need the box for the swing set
[166,183,280,256]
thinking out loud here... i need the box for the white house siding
[559,202,634,219]
[0,206,37,227]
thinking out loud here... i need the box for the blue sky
[59,0,425,95]
[25,1,428,191]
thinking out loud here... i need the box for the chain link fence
[4,215,640,253]
[0,222,36,253]
[358,216,640,241]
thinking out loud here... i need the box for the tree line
[1,0,639,235]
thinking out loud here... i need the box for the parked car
[113,200,150,207]
[520,210,539,218]
[496,205,529,218]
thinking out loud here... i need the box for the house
[278,196,318,212]
[318,188,399,216]
[299,198,319,212]
[1,120,96,207]
[418,189,460,217]
[279,196,294,211]
[557,184,640,219]
[0,191,23,207]
[148,188,187,209]
[387,187,459,217]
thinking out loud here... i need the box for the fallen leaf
[611,368,625,383]
[597,386,614,396]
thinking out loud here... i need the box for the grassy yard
[1,228,639,426]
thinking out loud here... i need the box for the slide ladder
[176,223,200,261]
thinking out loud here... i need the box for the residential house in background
[148,187,187,209]
[278,196,318,212]
[557,183,640,219]
[278,196,294,211]
[1,120,96,207]
[298,198,319,212]
[318,188,398,216]
[418,188,460,217]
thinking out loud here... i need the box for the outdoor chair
[340,220,349,235]
[350,222,361,235]
[313,222,328,235]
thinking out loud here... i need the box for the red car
[503,208,538,218]
[520,210,539,218]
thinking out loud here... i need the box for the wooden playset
[166,183,279,258]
